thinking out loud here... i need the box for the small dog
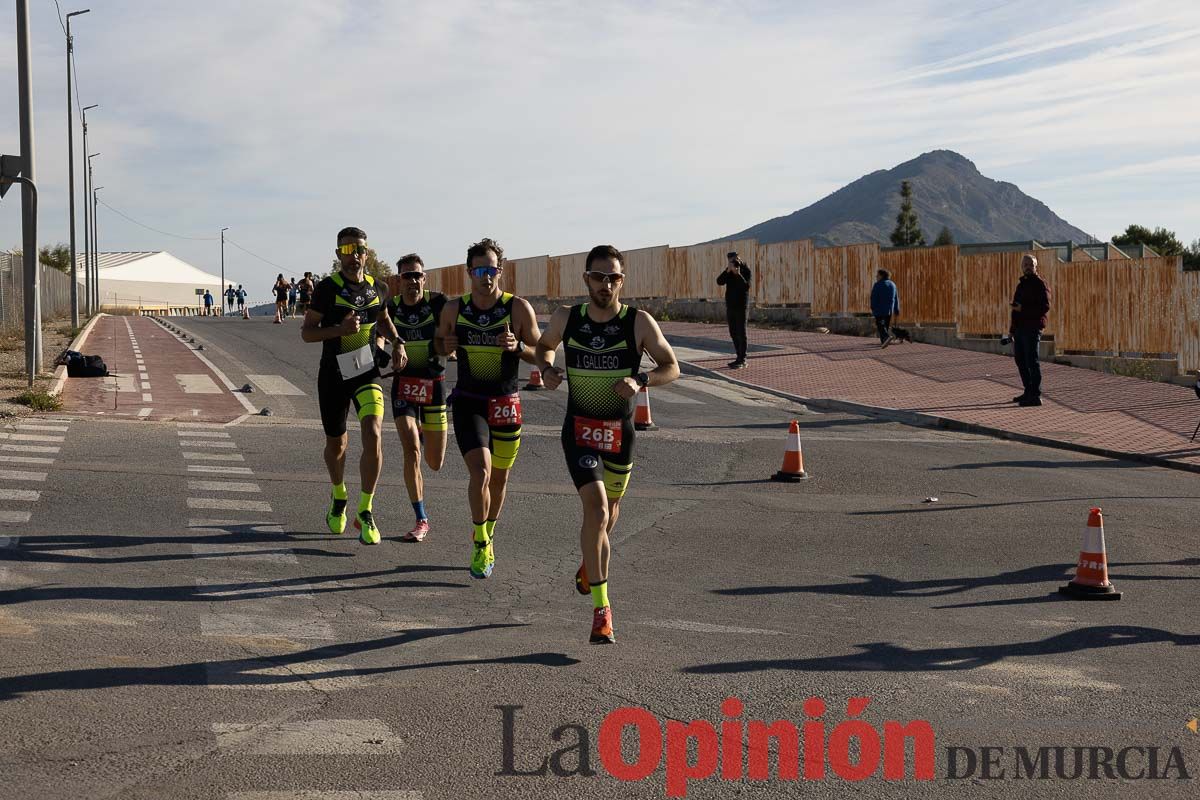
[890,326,912,343]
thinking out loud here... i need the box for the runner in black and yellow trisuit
[435,237,542,579]
[386,253,448,542]
[535,244,679,644]
[301,226,405,545]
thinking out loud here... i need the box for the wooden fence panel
[1180,270,1200,373]
[955,249,1057,336]
[755,239,813,306]
[880,246,957,323]
[621,245,670,299]
[812,247,846,314]
[546,256,561,299]
[844,244,882,314]
[1056,260,1116,352]
[557,252,589,298]
[510,255,548,297]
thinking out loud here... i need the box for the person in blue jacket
[870,269,900,348]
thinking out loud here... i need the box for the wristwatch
[635,372,650,388]
[515,340,526,354]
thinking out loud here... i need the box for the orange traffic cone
[525,368,545,391]
[772,420,808,481]
[1059,507,1121,600]
[634,385,657,431]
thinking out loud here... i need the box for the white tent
[75,252,235,311]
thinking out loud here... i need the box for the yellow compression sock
[473,521,488,543]
[358,491,373,514]
[485,519,497,539]
[332,483,348,501]
[590,580,609,610]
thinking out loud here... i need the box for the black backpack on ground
[61,349,109,378]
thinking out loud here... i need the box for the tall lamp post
[65,8,90,328]
[220,226,228,316]
[92,185,103,310]
[80,106,97,313]
[87,152,100,313]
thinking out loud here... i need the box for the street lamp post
[65,8,90,328]
[92,185,103,310]
[220,227,228,316]
[80,106,97,314]
[87,152,99,313]
[15,0,40,378]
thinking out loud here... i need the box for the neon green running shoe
[470,537,493,579]
[326,497,348,535]
[354,510,381,545]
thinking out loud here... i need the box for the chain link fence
[0,250,75,335]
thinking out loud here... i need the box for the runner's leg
[395,415,423,503]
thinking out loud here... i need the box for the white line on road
[246,374,306,396]
[4,433,65,442]
[0,489,40,501]
[207,660,362,693]
[177,374,223,394]
[188,519,282,533]
[142,393,153,402]
[15,424,68,432]
[187,465,254,475]
[0,455,54,465]
[639,619,789,636]
[138,408,153,418]
[179,440,239,448]
[212,719,404,753]
[227,793,422,800]
[183,452,245,461]
[1,444,59,454]
[188,481,262,493]
[0,510,32,524]
[176,429,231,438]
[188,498,273,512]
[190,543,295,563]
[0,470,47,482]
[200,612,333,640]
[177,422,229,429]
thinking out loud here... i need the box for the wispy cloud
[1,0,1197,285]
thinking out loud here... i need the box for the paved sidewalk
[660,320,1200,472]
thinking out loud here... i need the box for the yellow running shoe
[326,497,348,535]
[353,510,381,545]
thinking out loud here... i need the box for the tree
[932,226,954,246]
[1112,224,1185,257]
[1186,238,1200,269]
[328,246,393,282]
[38,243,71,274]
[889,180,926,247]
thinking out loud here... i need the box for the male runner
[225,285,236,315]
[236,285,248,318]
[435,237,541,578]
[297,272,315,317]
[387,254,448,542]
[302,226,405,545]
[535,244,679,644]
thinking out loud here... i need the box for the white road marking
[246,374,306,396]
[141,382,152,390]
[187,465,254,475]
[177,374,222,394]
[6,433,65,442]
[0,489,40,501]
[206,660,362,692]
[0,470,47,482]
[639,619,789,636]
[138,408,153,418]
[142,393,154,402]
[200,612,333,641]
[1,444,59,454]
[188,498,273,512]
[177,422,228,429]
[176,429,231,438]
[189,519,281,532]
[0,510,33,524]
[190,543,295,563]
[0,455,54,465]
[228,792,420,799]
[188,481,262,493]
[15,424,68,432]
[212,719,404,753]
[102,375,137,393]
[179,440,239,448]
[183,452,245,461]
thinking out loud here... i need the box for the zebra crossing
[0,421,69,526]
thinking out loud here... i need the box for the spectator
[203,289,214,316]
[870,269,900,348]
[224,285,235,315]
[717,251,752,368]
[1010,253,1051,406]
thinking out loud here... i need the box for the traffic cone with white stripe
[772,420,808,481]
[634,385,657,431]
[525,368,545,391]
[1059,507,1121,600]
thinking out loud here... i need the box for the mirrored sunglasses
[587,271,624,285]
[337,243,368,255]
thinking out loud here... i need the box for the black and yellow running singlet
[389,289,446,378]
[563,303,641,420]
[312,272,387,370]
[454,292,520,397]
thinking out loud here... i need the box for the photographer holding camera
[1009,253,1051,406]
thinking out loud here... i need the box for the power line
[96,199,218,241]
[225,238,293,273]
[52,0,68,36]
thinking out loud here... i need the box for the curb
[49,313,106,396]
[678,360,1200,477]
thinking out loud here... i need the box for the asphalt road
[1,315,1198,799]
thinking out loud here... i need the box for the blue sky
[2,0,1198,295]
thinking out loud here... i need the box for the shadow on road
[682,625,1200,674]
[931,459,1146,471]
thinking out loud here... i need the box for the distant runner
[435,237,541,578]
[535,244,679,644]
[235,284,248,319]
[387,254,448,542]
[297,272,315,317]
[288,278,300,318]
[273,274,289,324]
[301,226,405,545]
[224,285,236,315]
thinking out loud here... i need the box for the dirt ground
[0,317,83,419]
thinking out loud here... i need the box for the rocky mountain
[715,150,1094,247]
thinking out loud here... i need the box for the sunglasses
[587,271,624,285]
[471,266,500,278]
[337,243,368,255]
[400,271,425,281]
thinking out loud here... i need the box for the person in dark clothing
[1009,254,1051,406]
[717,251,752,368]
[870,269,900,347]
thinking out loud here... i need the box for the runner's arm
[635,311,680,387]
[300,308,352,342]
[534,307,568,387]
[511,298,541,365]
[434,299,460,356]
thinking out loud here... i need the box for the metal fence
[0,250,76,334]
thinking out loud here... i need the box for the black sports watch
[515,340,526,354]
[635,372,650,388]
